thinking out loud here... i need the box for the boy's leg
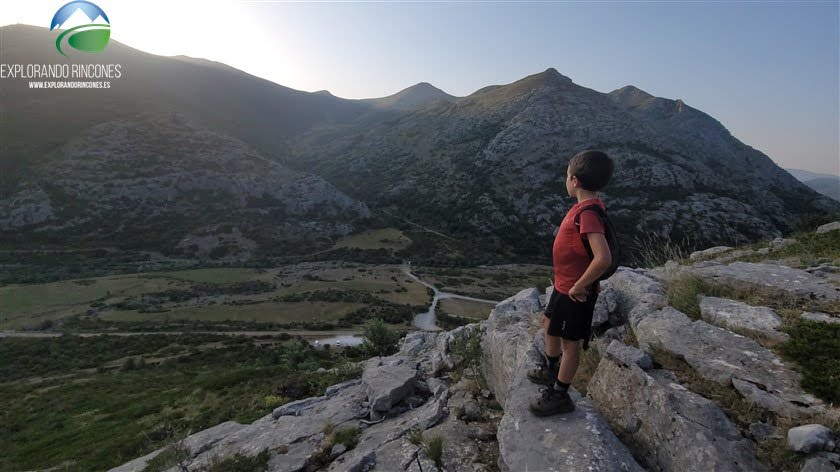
[544,317,562,357]
[557,337,580,384]
[528,316,562,385]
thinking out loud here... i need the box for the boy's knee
[560,337,580,351]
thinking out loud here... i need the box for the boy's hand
[568,283,588,302]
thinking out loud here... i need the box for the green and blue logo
[50,1,110,57]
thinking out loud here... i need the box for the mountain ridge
[1,24,837,274]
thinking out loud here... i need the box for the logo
[50,1,110,57]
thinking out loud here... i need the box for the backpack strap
[574,204,605,259]
[574,204,605,296]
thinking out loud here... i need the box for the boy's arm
[568,232,611,302]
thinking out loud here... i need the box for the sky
[1,0,838,175]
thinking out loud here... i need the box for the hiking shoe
[528,386,575,417]
[526,364,559,386]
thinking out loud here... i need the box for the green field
[0,264,431,331]
[332,228,412,251]
[439,298,494,320]
[100,301,367,323]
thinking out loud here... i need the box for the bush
[451,329,485,389]
[361,318,399,357]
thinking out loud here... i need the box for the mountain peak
[533,67,573,85]
[359,81,456,111]
[608,85,657,108]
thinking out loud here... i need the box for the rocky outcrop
[698,295,789,345]
[690,262,840,301]
[482,289,644,472]
[588,342,764,471]
[607,268,837,424]
[635,305,826,421]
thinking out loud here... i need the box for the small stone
[788,424,836,453]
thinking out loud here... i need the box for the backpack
[573,204,620,281]
[573,204,620,351]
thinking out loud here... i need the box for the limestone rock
[690,262,840,301]
[788,424,837,453]
[588,345,765,472]
[770,237,797,251]
[107,421,247,472]
[690,246,733,260]
[494,338,644,472]
[362,356,418,417]
[816,221,840,233]
[800,452,840,472]
[600,268,668,329]
[801,312,840,325]
[634,306,830,420]
[605,339,653,370]
[698,295,789,344]
[482,288,643,472]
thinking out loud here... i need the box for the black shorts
[543,289,598,340]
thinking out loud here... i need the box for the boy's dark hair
[568,150,614,191]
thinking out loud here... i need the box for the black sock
[547,355,560,370]
[553,380,570,393]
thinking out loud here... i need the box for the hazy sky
[2,0,838,175]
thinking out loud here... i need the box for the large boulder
[588,342,765,472]
[482,288,543,407]
[697,295,789,345]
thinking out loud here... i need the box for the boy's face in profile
[565,165,575,197]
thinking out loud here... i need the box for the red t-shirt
[552,197,606,295]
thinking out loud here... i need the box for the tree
[361,318,399,357]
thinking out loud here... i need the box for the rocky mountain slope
[0,25,387,197]
[2,25,837,271]
[1,115,370,260]
[288,68,839,263]
[110,224,840,472]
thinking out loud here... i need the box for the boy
[528,149,614,416]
